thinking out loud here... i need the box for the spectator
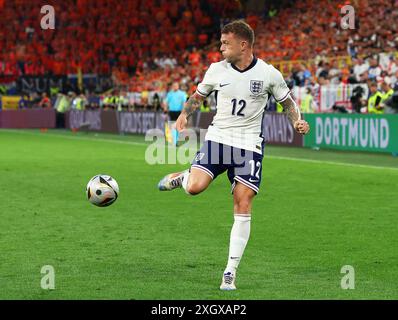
[383,86,398,114]
[390,70,398,88]
[368,58,382,80]
[300,87,316,113]
[188,47,201,66]
[2,0,398,114]
[18,94,30,109]
[328,61,342,85]
[318,62,330,80]
[38,92,51,109]
[381,79,394,103]
[350,57,369,83]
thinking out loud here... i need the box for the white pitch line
[0,129,146,147]
[265,155,398,171]
[1,129,397,171]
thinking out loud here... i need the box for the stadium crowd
[0,0,236,77]
[1,0,398,114]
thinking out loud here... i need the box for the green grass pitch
[0,129,397,300]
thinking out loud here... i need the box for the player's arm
[269,65,310,135]
[375,94,383,110]
[176,63,215,131]
[280,95,310,135]
[176,92,205,132]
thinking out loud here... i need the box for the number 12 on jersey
[231,99,246,116]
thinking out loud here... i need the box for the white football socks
[224,214,251,275]
[181,169,191,194]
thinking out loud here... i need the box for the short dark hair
[221,20,255,47]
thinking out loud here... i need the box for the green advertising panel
[304,113,398,153]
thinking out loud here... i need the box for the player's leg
[158,140,224,194]
[185,141,227,194]
[157,167,212,194]
[220,182,255,290]
[227,183,255,270]
[220,148,263,290]
[157,169,187,191]
[182,167,213,195]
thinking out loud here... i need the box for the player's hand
[176,112,188,132]
[294,119,310,135]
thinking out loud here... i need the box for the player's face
[220,33,244,64]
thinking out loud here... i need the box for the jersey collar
[231,56,257,73]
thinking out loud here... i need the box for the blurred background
[0,0,397,121]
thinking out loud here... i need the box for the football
[86,175,119,207]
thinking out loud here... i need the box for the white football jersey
[196,57,290,154]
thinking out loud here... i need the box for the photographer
[381,80,394,102]
[382,85,398,114]
[350,85,366,113]
[367,82,384,114]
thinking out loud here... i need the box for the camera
[350,86,365,113]
[384,90,398,113]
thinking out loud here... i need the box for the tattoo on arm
[280,95,301,126]
[183,93,205,119]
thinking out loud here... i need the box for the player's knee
[186,180,205,195]
[234,197,252,213]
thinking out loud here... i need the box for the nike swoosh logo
[220,83,230,87]
[248,179,259,183]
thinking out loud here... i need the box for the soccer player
[158,20,310,290]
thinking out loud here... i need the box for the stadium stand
[0,0,397,113]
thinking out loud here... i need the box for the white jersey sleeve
[268,66,290,103]
[196,63,217,97]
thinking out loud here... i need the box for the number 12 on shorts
[249,160,261,180]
